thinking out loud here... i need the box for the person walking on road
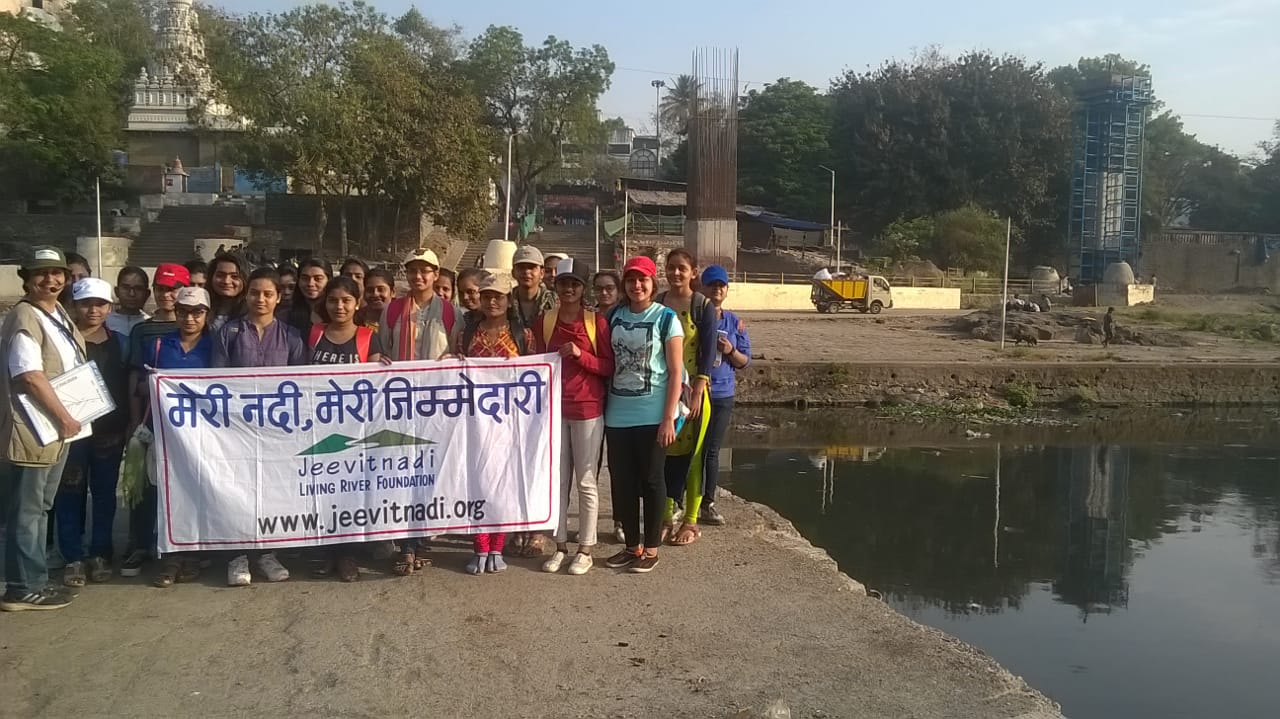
[1,246,87,612]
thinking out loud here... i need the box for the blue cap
[701,264,730,286]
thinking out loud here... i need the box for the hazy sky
[211,0,1280,158]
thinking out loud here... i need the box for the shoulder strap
[460,314,480,354]
[659,306,673,340]
[510,318,528,355]
[583,309,597,353]
[542,309,558,346]
[386,297,408,332]
[355,326,373,362]
[442,301,456,335]
[308,323,324,349]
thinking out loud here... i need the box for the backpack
[541,309,597,354]
[460,315,529,357]
[309,323,373,362]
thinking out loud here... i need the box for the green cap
[22,245,69,272]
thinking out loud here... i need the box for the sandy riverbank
[0,469,1061,719]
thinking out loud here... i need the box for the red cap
[154,263,191,289]
[622,256,658,278]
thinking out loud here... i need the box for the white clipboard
[15,360,116,447]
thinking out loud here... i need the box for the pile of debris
[953,310,1195,347]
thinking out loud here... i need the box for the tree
[930,206,1007,273]
[829,51,1071,261]
[736,79,831,220]
[877,216,934,263]
[201,2,491,252]
[392,6,462,63]
[659,74,698,135]
[0,12,127,204]
[464,26,614,218]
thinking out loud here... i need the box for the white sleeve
[8,332,45,378]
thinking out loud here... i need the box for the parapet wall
[736,360,1280,406]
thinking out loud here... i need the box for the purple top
[212,317,307,368]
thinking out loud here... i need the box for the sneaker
[256,552,290,582]
[614,523,626,545]
[702,503,726,526]
[465,553,486,575]
[542,550,567,573]
[0,588,73,612]
[119,549,148,578]
[62,561,87,588]
[568,552,593,575]
[605,549,639,569]
[227,555,252,587]
[628,553,659,574]
[486,552,508,574]
[87,556,112,583]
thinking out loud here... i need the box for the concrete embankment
[1,471,1061,719]
[736,360,1280,406]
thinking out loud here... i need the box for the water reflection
[729,443,1280,616]
[724,439,1280,717]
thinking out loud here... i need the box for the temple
[124,0,241,174]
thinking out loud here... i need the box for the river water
[722,413,1280,718]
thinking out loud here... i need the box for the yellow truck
[810,275,895,314]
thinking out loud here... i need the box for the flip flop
[669,523,701,546]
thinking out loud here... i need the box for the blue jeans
[4,452,70,594]
[54,441,123,563]
[702,396,735,503]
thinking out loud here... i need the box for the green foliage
[0,12,128,204]
[200,2,491,249]
[464,26,614,215]
[737,79,832,220]
[830,51,1070,259]
[659,74,698,136]
[876,206,1005,272]
[1134,306,1280,343]
[1004,381,1036,409]
[877,216,934,263]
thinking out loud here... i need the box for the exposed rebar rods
[686,48,739,221]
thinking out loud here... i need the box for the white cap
[71,277,113,303]
[544,252,568,262]
[403,247,440,269]
[175,286,212,309]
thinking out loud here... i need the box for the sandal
[659,522,675,546]
[153,559,182,588]
[178,559,201,583]
[669,523,701,546]
[518,533,548,558]
[393,552,417,576]
[336,555,360,583]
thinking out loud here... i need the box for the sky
[212,0,1280,159]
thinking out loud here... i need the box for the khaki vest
[0,301,87,466]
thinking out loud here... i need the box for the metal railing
[724,272,1052,294]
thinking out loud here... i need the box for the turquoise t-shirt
[605,302,684,428]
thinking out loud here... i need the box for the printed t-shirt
[310,330,384,365]
[605,302,683,428]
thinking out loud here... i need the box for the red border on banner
[153,359,558,549]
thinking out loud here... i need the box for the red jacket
[534,309,614,421]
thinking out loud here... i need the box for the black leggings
[605,425,667,549]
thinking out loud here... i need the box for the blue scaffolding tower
[1069,75,1153,284]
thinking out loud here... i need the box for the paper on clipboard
[15,360,115,447]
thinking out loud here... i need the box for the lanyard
[20,299,87,364]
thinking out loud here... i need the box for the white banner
[150,355,562,552]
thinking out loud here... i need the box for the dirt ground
[0,476,1060,719]
[741,294,1280,364]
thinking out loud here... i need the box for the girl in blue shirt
[696,265,751,525]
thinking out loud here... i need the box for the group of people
[1,241,751,611]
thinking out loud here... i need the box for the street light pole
[503,132,514,243]
[95,175,103,276]
[819,165,836,271]
[651,80,666,168]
